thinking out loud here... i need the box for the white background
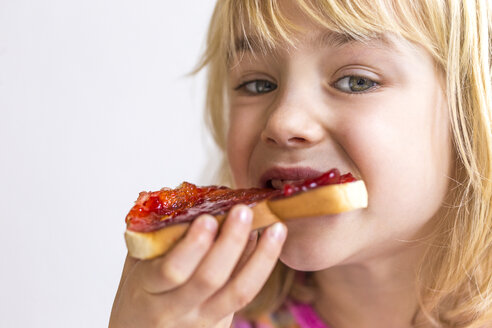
[0,1,218,326]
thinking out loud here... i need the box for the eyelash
[234,79,277,95]
[332,76,380,95]
[234,76,380,95]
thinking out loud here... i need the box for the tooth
[271,179,304,190]
[282,180,301,184]
[271,179,284,190]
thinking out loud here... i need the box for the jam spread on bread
[126,168,357,233]
[126,183,280,232]
[282,168,356,196]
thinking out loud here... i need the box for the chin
[279,252,343,272]
[278,237,349,271]
[276,211,367,271]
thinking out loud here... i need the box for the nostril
[288,137,307,143]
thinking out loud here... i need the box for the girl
[110,0,492,327]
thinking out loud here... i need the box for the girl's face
[226,10,453,270]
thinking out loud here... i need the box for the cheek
[348,87,452,235]
[277,91,452,270]
[227,109,262,187]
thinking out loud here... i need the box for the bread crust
[124,180,367,260]
[268,180,368,219]
[125,223,189,260]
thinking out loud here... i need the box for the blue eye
[236,80,277,94]
[334,76,377,93]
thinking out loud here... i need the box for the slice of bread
[124,180,367,260]
[268,180,367,219]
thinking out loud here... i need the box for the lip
[259,166,324,188]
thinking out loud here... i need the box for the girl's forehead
[230,1,405,57]
[232,30,404,57]
[226,0,440,64]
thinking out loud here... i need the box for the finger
[169,205,253,309]
[112,254,140,309]
[201,222,287,320]
[215,313,235,328]
[121,253,140,285]
[136,214,218,294]
[231,230,258,278]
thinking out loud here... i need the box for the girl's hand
[109,205,287,328]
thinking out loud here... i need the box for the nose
[260,91,325,148]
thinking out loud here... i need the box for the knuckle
[159,262,187,286]
[232,283,254,309]
[183,309,214,328]
[195,269,224,291]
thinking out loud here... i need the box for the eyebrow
[234,31,391,53]
[313,31,359,48]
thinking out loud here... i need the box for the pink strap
[232,299,330,328]
[286,300,330,328]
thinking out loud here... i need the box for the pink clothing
[232,299,330,328]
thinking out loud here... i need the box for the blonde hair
[195,0,492,326]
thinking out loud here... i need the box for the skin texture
[226,3,453,328]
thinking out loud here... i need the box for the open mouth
[261,167,358,196]
[260,166,323,189]
[265,179,309,190]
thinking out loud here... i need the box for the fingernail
[268,223,286,241]
[236,206,252,224]
[198,215,218,232]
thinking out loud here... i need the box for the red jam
[126,182,280,232]
[282,168,356,196]
[126,168,357,232]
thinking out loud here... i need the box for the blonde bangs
[225,0,446,67]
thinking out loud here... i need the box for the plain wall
[0,1,218,326]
